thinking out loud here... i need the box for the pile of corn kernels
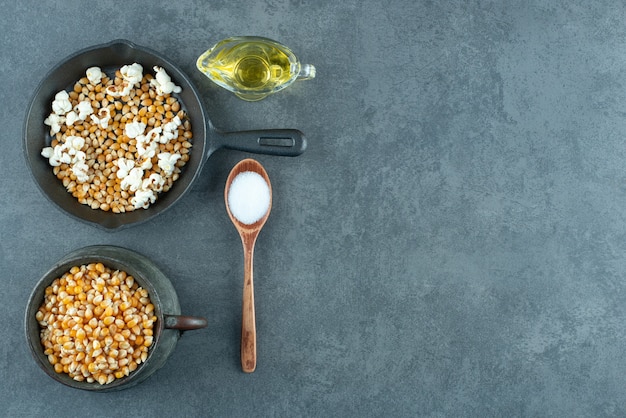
[41,63,192,212]
[36,263,156,385]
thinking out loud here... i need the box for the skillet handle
[217,129,307,156]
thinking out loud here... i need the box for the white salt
[228,171,271,224]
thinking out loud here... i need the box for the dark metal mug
[24,245,207,391]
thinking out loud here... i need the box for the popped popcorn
[44,113,65,136]
[65,111,79,127]
[41,135,88,179]
[125,121,146,139]
[41,63,192,212]
[143,173,165,192]
[71,160,90,183]
[41,146,70,167]
[157,152,182,177]
[116,158,135,179]
[120,63,143,85]
[65,136,85,155]
[89,107,111,129]
[131,189,157,209]
[137,141,158,169]
[121,167,144,192]
[144,126,162,143]
[75,100,93,120]
[151,66,182,95]
[105,82,133,97]
[51,91,72,115]
[159,116,181,143]
[86,66,103,84]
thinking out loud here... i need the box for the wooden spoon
[224,158,272,373]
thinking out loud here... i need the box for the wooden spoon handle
[241,247,256,373]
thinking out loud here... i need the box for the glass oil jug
[196,36,315,101]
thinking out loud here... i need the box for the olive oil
[197,37,315,101]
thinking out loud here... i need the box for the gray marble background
[2,0,626,416]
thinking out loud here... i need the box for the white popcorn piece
[131,188,157,209]
[66,136,85,155]
[86,66,103,85]
[142,173,165,192]
[75,100,94,120]
[42,133,85,171]
[51,91,72,115]
[44,113,65,135]
[116,158,135,179]
[105,82,133,97]
[139,158,153,170]
[65,111,78,126]
[137,140,158,169]
[125,121,146,139]
[159,116,181,143]
[90,107,111,129]
[71,160,90,183]
[41,145,70,166]
[144,127,162,143]
[151,66,181,95]
[157,152,181,177]
[121,167,144,191]
[72,150,86,164]
[41,147,59,166]
[121,63,143,85]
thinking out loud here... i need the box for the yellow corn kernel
[76,328,86,341]
[54,363,64,374]
[93,306,104,317]
[134,335,144,347]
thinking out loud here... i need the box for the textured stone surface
[3,0,626,416]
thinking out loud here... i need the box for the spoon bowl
[224,158,272,372]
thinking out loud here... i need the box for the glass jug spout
[297,64,316,81]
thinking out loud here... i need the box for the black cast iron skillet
[23,39,306,231]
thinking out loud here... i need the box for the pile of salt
[227,171,271,224]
